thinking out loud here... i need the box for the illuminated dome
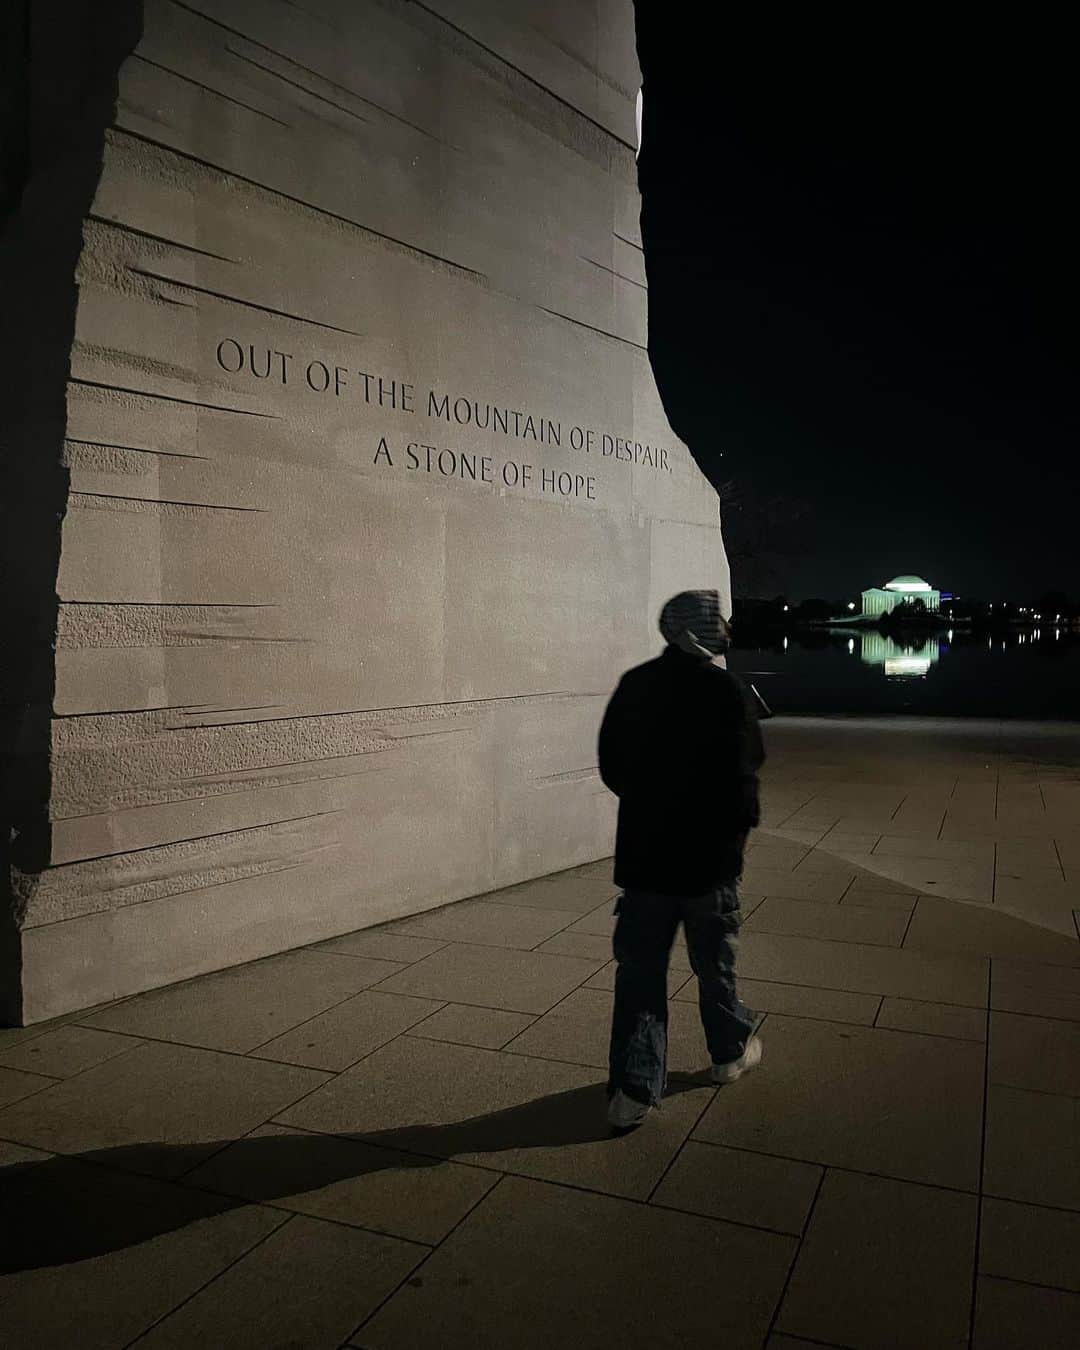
[884,575,932,592]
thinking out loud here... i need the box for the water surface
[729,628,1080,719]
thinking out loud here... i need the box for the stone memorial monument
[2,0,728,1022]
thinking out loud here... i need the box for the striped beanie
[659,589,731,660]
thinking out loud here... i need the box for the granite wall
[2,0,728,1023]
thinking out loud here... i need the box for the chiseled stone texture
[8,0,728,1021]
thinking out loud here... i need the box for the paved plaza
[2,716,1079,1349]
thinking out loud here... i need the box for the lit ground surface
[2,716,1079,1349]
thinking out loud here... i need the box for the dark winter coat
[597,645,765,896]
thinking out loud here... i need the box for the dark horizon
[634,9,1078,601]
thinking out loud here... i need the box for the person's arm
[597,678,632,799]
[732,678,764,831]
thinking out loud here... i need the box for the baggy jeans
[607,885,756,1106]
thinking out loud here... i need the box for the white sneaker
[607,1090,652,1130]
[711,1035,763,1085]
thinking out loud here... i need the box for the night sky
[634,10,1077,601]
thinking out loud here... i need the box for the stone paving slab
[133,1214,423,1350]
[502,985,709,1075]
[776,1169,977,1349]
[404,1003,536,1049]
[988,1010,1080,1097]
[978,1197,1080,1294]
[185,1122,500,1244]
[82,951,407,1053]
[744,895,911,946]
[876,996,988,1041]
[252,991,446,1072]
[0,1025,142,1079]
[903,896,1080,964]
[356,1176,796,1350]
[533,929,614,961]
[982,1085,1080,1209]
[651,1140,822,1235]
[990,958,1080,1021]
[0,1065,56,1108]
[0,1160,288,1350]
[387,899,580,950]
[738,930,990,1006]
[692,1014,985,1190]
[315,932,449,963]
[274,1034,712,1202]
[0,1041,330,1178]
[972,1276,1080,1349]
[4,716,1080,1347]
[470,875,618,913]
[369,943,601,1013]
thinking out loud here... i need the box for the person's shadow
[1,1076,707,1274]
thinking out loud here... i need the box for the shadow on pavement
[1,1076,707,1274]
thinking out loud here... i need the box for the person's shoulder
[614,654,666,688]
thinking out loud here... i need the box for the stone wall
[3,0,728,1023]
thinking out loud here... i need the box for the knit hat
[659,589,731,661]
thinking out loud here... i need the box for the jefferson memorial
[860,575,942,617]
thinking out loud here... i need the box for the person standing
[598,589,765,1130]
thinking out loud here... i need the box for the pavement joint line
[744,921,912,952]
[763,1164,820,1345]
[348,1173,510,1340]
[985,1079,1080,1101]
[737,978,986,1013]
[898,897,919,948]
[116,1206,295,1350]
[644,1198,804,1242]
[54,1020,344,1067]
[0,1032,151,1090]
[669,1007,887,1033]
[387,922,588,954]
[241,982,445,1059]
[523,895,619,953]
[968,958,994,1350]
[241,1002,455,1075]
[640,1015,763,1208]
[0,1062,64,1083]
[2,990,144,1044]
[313,937,452,962]
[147,1144,441,1251]
[770,1336,856,1350]
[978,1270,1080,1297]
[175,1076,1008,1210]
[356,950,608,999]
[214,1191,437,1249]
[799,1166,828,1240]
[759,1165,834,1347]
[869,1022,989,1046]
[403,1007,540,1049]
[682,1138,984,1199]
[493,1009,876,1075]
[0,1075,65,1112]
[169,1107,297,1184]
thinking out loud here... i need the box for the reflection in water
[729,624,1080,717]
[858,630,940,679]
